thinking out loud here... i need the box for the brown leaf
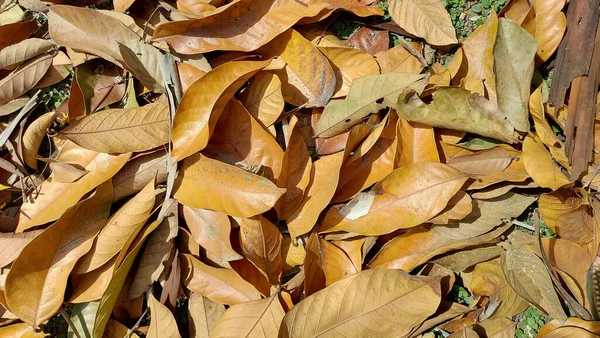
[345,27,389,55]
[239,216,283,286]
[321,162,469,236]
[258,29,336,107]
[447,147,513,175]
[22,112,55,169]
[147,293,181,338]
[207,99,284,182]
[5,181,112,328]
[375,44,424,74]
[153,0,328,53]
[396,119,439,167]
[181,254,261,305]
[75,180,155,274]
[523,134,572,190]
[0,38,55,70]
[239,71,284,127]
[0,53,53,106]
[210,294,285,338]
[17,143,130,232]
[112,150,168,202]
[48,5,141,67]
[280,269,441,337]
[61,103,170,153]
[174,153,285,218]
[172,60,269,161]
[388,0,457,46]
[188,293,225,338]
[0,230,43,269]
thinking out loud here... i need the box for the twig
[512,220,534,231]
[0,90,42,148]
[124,307,149,338]
[59,306,82,338]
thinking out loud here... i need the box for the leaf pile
[0,0,597,337]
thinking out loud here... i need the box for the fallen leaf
[60,103,170,153]
[172,60,269,161]
[280,269,441,337]
[0,323,46,338]
[48,5,140,67]
[447,147,513,175]
[321,162,469,235]
[174,153,285,218]
[0,38,55,70]
[75,180,155,274]
[147,293,181,338]
[493,18,538,132]
[286,152,344,238]
[181,254,261,305]
[532,0,566,63]
[258,29,336,107]
[153,0,328,53]
[5,181,112,328]
[375,45,424,74]
[210,294,285,338]
[433,246,502,272]
[396,119,439,167]
[501,243,567,321]
[275,116,313,220]
[22,112,55,169]
[188,293,225,338]
[316,73,427,138]
[112,150,168,202]
[0,230,43,268]
[539,188,594,245]
[239,216,283,285]
[17,147,130,232]
[429,190,472,225]
[344,26,389,55]
[388,0,457,46]
[0,53,53,106]
[282,235,306,270]
[0,21,38,51]
[119,40,165,93]
[523,134,572,190]
[207,99,284,182]
[239,71,284,127]
[471,258,529,318]
[317,46,380,97]
[396,87,519,143]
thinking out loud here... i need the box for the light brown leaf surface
[75,180,155,274]
[188,293,225,338]
[321,162,469,235]
[447,147,513,175]
[0,230,43,269]
[112,150,168,202]
[0,38,55,70]
[240,216,283,285]
[258,29,336,107]
[239,71,284,127]
[17,146,130,232]
[317,46,380,97]
[5,181,112,328]
[523,134,572,190]
[172,60,269,161]
[210,294,285,338]
[0,323,47,338]
[0,53,53,106]
[389,0,457,46]
[181,254,261,305]
[119,40,165,93]
[280,269,441,338]
[286,152,344,238]
[61,103,170,153]
[147,293,181,338]
[48,5,140,67]
[23,112,55,169]
[396,119,439,167]
[153,0,328,53]
[532,0,566,63]
[174,153,285,218]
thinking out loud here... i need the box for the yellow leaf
[181,254,261,305]
[282,235,306,270]
[286,152,344,238]
[532,0,566,63]
[316,73,427,138]
[112,150,168,202]
[239,71,284,127]
[471,258,529,318]
[153,0,328,53]
[188,293,225,338]
[429,191,472,225]
[0,323,47,338]
[174,153,285,218]
[375,45,424,74]
[17,145,130,232]
[210,294,285,338]
[0,230,43,268]
[147,294,181,338]
[396,119,439,167]
[317,46,380,98]
[447,147,513,175]
[523,134,572,190]
[207,99,284,182]
[280,269,441,337]
[75,180,155,274]
[60,103,170,153]
[240,216,283,285]
[321,162,469,236]
[539,188,594,245]
[5,181,112,328]
[258,29,336,107]
[388,0,457,46]
[172,60,269,161]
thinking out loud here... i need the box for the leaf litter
[0,0,598,337]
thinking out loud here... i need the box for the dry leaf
[240,216,283,285]
[174,153,285,218]
[0,53,53,106]
[0,38,55,70]
[112,150,168,202]
[210,294,285,338]
[280,269,441,337]
[523,134,572,190]
[239,71,284,127]
[188,293,225,338]
[388,0,457,46]
[147,293,181,338]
